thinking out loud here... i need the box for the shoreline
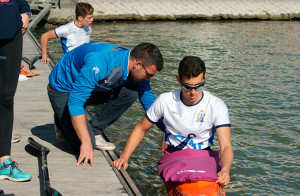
[37,0,300,24]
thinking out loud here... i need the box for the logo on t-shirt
[92,67,99,74]
[196,110,205,122]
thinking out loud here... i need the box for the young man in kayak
[112,56,233,187]
[40,2,94,63]
[47,42,164,166]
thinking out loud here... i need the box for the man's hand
[111,157,128,170]
[40,55,50,63]
[40,29,57,63]
[216,169,230,186]
[76,142,94,166]
[20,13,29,35]
[111,117,153,171]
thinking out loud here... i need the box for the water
[32,20,300,195]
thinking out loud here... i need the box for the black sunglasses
[142,63,154,79]
[179,80,205,91]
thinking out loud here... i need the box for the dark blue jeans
[48,83,138,152]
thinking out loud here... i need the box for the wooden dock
[0,8,142,195]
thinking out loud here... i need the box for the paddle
[28,137,62,196]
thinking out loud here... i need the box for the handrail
[29,4,51,30]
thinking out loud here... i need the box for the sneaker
[95,135,115,151]
[11,133,22,143]
[55,124,65,141]
[0,158,32,182]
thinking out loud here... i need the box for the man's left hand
[216,170,230,186]
[76,142,94,166]
[21,13,30,35]
[111,157,128,170]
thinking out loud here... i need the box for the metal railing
[29,3,51,30]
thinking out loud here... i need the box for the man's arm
[71,114,94,166]
[112,116,154,170]
[20,13,29,35]
[135,80,165,131]
[40,29,57,63]
[17,0,30,35]
[215,126,233,186]
[68,56,112,166]
[134,80,155,110]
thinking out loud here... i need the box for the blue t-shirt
[49,42,156,116]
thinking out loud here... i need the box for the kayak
[165,181,225,196]
[160,137,225,196]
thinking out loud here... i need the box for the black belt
[166,145,211,153]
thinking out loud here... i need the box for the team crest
[196,110,205,122]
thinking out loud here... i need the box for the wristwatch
[25,11,32,18]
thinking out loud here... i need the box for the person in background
[40,2,94,63]
[112,56,233,187]
[0,0,32,182]
[47,42,164,166]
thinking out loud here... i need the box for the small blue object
[0,56,6,60]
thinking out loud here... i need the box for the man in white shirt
[112,56,233,187]
[40,2,94,63]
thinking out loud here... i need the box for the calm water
[33,20,300,195]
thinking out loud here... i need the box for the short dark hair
[178,56,206,80]
[130,43,164,71]
[75,2,94,19]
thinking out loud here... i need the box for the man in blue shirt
[48,42,164,166]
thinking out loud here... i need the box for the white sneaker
[95,135,115,151]
[11,134,22,143]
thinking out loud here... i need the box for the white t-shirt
[146,89,231,150]
[55,21,92,54]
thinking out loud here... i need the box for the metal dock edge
[85,111,144,196]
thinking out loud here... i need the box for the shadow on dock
[29,124,76,156]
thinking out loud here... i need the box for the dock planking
[0,32,128,196]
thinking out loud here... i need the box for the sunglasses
[180,80,205,91]
[142,63,154,79]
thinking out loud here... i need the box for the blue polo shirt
[49,42,155,116]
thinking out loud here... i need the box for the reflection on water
[33,20,300,195]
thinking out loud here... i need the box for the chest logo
[92,67,99,74]
[196,110,205,122]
